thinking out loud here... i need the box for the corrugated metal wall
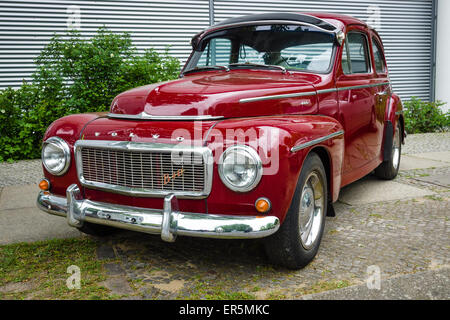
[0,0,210,88]
[0,0,434,101]
[213,0,434,101]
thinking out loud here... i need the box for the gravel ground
[401,132,450,154]
[0,132,449,299]
[0,159,41,187]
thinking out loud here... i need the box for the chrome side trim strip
[108,112,224,121]
[336,82,390,92]
[239,91,317,103]
[74,140,214,199]
[239,82,391,104]
[291,130,344,153]
[37,187,281,241]
[316,88,337,94]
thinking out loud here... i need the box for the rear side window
[342,32,370,74]
[372,38,386,73]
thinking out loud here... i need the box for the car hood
[109,70,320,119]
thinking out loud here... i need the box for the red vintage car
[37,13,405,269]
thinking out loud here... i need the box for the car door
[370,34,391,159]
[337,28,377,173]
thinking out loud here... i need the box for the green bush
[0,28,180,162]
[403,97,449,134]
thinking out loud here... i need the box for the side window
[198,38,232,66]
[342,32,370,74]
[372,38,386,73]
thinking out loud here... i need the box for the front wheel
[375,121,401,180]
[264,153,327,269]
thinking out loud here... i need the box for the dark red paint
[42,13,404,224]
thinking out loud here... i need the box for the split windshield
[184,24,336,74]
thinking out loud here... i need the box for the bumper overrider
[37,184,280,242]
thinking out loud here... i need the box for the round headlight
[218,145,263,192]
[42,137,71,176]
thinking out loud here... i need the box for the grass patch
[179,279,255,300]
[0,238,118,300]
[369,213,383,219]
[296,279,352,296]
[425,195,444,201]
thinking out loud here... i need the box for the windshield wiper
[229,62,287,73]
[183,65,230,75]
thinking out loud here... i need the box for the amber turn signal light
[39,179,50,191]
[255,197,271,214]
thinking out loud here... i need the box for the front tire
[264,153,327,269]
[375,121,401,180]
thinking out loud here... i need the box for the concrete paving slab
[339,175,435,205]
[413,173,450,188]
[400,155,449,171]
[411,151,450,163]
[0,207,82,245]
[302,266,450,300]
[0,184,39,210]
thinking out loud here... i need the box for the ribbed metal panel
[0,0,433,101]
[0,0,210,88]
[214,0,434,101]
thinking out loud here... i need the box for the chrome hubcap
[299,171,325,250]
[392,125,401,170]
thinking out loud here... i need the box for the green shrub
[403,97,449,134]
[0,28,180,162]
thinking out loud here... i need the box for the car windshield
[184,24,336,74]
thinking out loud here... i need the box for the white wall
[436,0,450,112]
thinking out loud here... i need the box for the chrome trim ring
[291,130,344,153]
[41,136,71,176]
[255,197,272,213]
[218,145,263,193]
[299,171,325,250]
[74,140,214,199]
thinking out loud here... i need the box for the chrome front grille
[75,140,213,199]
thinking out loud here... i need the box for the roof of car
[214,12,367,31]
[190,12,368,49]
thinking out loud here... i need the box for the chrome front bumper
[37,184,280,242]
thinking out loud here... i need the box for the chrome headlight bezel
[218,145,263,193]
[42,136,71,176]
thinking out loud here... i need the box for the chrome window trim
[108,112,224,121]
[74,140,214,199]
[342,31,373,75]
[239,82,390,103]
[42,136,71,176]
[291,130,345,153]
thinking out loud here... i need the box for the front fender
[41,112,106,196]
[204,115,344,223]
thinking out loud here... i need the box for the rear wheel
[375,121,401,180]
[76,222,118,237]
[264,153,327,269]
